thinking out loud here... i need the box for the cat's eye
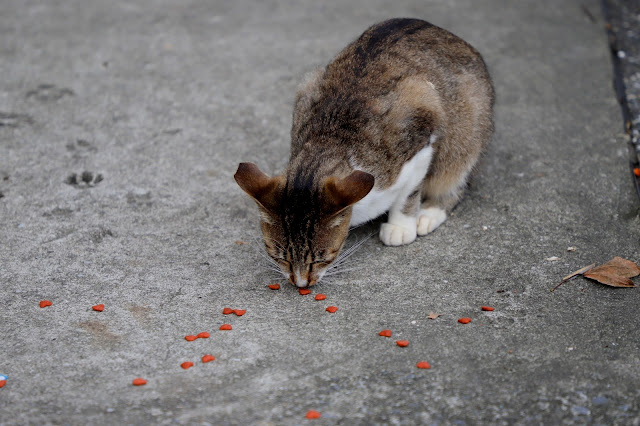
[276,259,292,271]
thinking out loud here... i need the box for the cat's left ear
[234,162,284,212]
[323,170,375,215]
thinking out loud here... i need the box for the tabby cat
[235,18,494,287]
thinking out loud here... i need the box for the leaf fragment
[427,312,442,320]
[583,257,639,288]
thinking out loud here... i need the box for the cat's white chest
[350,146,433,226]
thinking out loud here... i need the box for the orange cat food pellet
[39,300,52,308]
[268,283,280,290]
[396,340,409,347]
[185,335,197,341]
[481,306,494,311]
[314,294,326,301]
[634,168,640,177]
[0,380,6,388]
[181,361,194,370]
[92,304,105,312]
[222,307,234,315]
[416,361,431,369]
[201,354,215,363]
[196,332,210,339]
[299,288,311,295]
[233,309,246,316]
[325,306,338,313]
[458,317,472,324]
[219,324,232,330]
[378,329,392,337]
[305,410,322,419]
[132,378,147,386]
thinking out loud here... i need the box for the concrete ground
[1,0,639,424]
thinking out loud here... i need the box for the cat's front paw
[417,207,447,235]
[379,223,417,246]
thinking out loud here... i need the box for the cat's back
[324,18,490,96]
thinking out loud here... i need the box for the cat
[234,18,494,288]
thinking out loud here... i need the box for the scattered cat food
[634,168,640,177]
[396,340,409,347]
[181,361,194,370]
[314,294,327,301]
[305,410,322,419]
[233,309,246,316]
[325,306,338,313]
[219,324,232,330]
[202,354,215,363]
[268,283,280,290]
[39,300,52,308]
[0,375,7,388]
[196,332,210,339]
[185,335,197,341]
[92,304,105,312]
[299,288,311,295]
[378,329,392,337]
[458,317,472,324]
[416,361,431,369]
[481,306,494,311]
[222,307,234,315]
[132,378,147,386]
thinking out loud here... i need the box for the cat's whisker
[323,266,363,276]
[330,232,373,270]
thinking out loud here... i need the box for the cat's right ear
[323,170,375,215]
[234,163,284,212]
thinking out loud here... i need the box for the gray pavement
[1,0,640,424]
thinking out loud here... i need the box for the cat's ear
[234,163,284,212]
[323,171,375,215]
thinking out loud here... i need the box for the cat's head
[234,162,374,287]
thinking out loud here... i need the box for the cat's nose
[291,271,309,288]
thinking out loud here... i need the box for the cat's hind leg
[417,171,468,236]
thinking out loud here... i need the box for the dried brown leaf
[427,312,442,320]
[583,256,639,288]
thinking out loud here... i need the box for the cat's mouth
[290,269,326,288]
[290,273,318,288]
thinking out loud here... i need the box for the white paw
[417,207,447,235]
[379,223,417,246]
